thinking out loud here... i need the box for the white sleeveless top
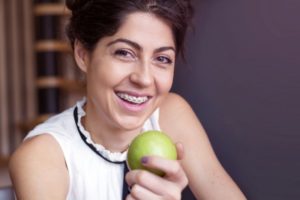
[25,98,161,200]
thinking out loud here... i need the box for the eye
[156,56,173,64]
[114,49,136,60]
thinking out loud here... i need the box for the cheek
[156,71,174,93]
[90,61,130,87]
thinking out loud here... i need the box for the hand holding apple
[125,133,188,200]
[127,130,177,176]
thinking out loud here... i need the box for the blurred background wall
[173,0,300,199]
[0,0,300,199]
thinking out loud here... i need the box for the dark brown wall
[174,0,300,199]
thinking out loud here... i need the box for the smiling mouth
[116,92,150,104]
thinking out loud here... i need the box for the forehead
[102,12,175,49]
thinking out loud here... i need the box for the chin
[115,116,147,131]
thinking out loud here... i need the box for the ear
[74,40,89,73]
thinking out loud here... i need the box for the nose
[129,61,154,87]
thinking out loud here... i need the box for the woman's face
[76,12,175,131]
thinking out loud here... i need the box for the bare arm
[9,134,69,200]
[160,93,246,200]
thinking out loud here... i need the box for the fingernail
[141,157,148,164]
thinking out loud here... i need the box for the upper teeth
[117,93,148,104]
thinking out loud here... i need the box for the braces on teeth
[118,93,148,104]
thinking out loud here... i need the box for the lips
[116,92,150,104]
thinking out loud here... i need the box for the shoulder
[160,92,190,110]
[159,92,197,126]
[159,92,193,122]
[9,134,69,199]
[159,92,202,141]
[10,134,64,164]
[9,134,67,180]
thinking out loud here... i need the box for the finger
[126,194,136,200]
[126,169,161,189]
[175,142,185,160]
[126,169,179,196]
[130,184,161,200]
[141,156,188,188]
[126,194,137,200]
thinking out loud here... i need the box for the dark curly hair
[65,0,193,57]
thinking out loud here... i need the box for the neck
[82,103,141,153]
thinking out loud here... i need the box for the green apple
[127,130,177,176]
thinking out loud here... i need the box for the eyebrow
[106,38,176,54]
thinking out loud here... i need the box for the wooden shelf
[34,3,70,16]
[36,76,84,92]
[35,40,71,52]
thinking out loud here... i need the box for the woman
[9,0,246,199]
